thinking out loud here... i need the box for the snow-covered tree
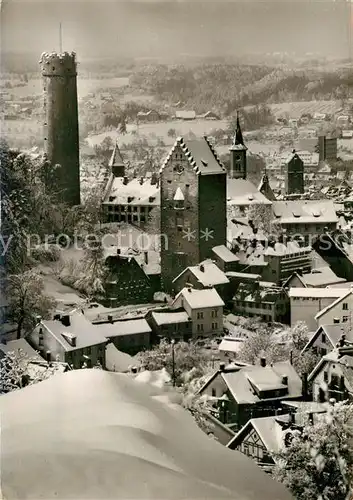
[274,400,353,500]
[137,339,210,387]
[74,233,107,300]
[0,349,62,394]
[6,270,56,339]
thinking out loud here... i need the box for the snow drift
[0,369,293,499]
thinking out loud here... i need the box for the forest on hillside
[129,64,353,114]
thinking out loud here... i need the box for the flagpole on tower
[59,22,63,53]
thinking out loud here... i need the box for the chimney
[289,412,295,425]
[54,313,61,321]
[199,264,204,272]
[289,350,293,365]
[61,315,70,327]
[108,314,113,323]
[140,177,144,185]
[260,357,266,367]
[35,315,42,324]
[308,412,314,425]
[45,350,51,362]
[117,248,121,255]
[131,366,138,374]
[302,373,308,401]
[123,176,128,185]
[144,251,148,265]
[282,375,288,385]
[219,362,226,372]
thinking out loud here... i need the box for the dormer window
[173,187,185,210]
[127,196,134,203]
[149,196,155,203]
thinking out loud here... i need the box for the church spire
[233,111,245,147]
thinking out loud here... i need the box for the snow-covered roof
[0,369,293,499]
[173,260,229,287]
[151,311,190,326]
[212,245,239,263]
[227,179,272,206]
[288,288,348,299]
[175,287,225,309]
[102,177,160,206]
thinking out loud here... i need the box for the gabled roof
[212,245,239,263]
[173,260,229,288]
[99,318,152,338]
[39,310,107,352]
[160,137,226,176]
[272,200,337,225]
[302,323,353,354]
[315,289,352,320]
[227,179,272,206]
[0,339,43,361]
[174,287,225,309]
[102,177,160,206]
[199,361,301,404]
[151,311,190,326]
[222,361,302,404]
[227,415,286,457]
[308,348,353,391]
[286,267,346,288]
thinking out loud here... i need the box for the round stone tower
[39,51,80,206]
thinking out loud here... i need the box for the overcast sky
[1,0,352,59]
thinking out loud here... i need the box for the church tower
[229,112,247,179]
[160,136,227,292]
[40,51,80,206]
[285,150,304,195]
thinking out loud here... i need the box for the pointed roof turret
[173,187,185,201]
[109,141,125,169]
[230,112,247,151]
[109,140,126,177]
[258,172,276,202]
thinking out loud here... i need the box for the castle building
[285,150,304,195]
[229,113,247,179]
[40,51,80,206]
[102,142,160,226]
[160,136,227,292]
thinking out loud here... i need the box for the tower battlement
[39,51,77,77]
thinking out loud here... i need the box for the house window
[321,334,326,343]
[212,322,218,330]
[197,312,204,320]
[324,371,328,382]
[343,303,348,310]
[211,310,218,318]
[330,374,339,387]
[321,348,327,356]
[197,323,204,332]
[211,388,216,397]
